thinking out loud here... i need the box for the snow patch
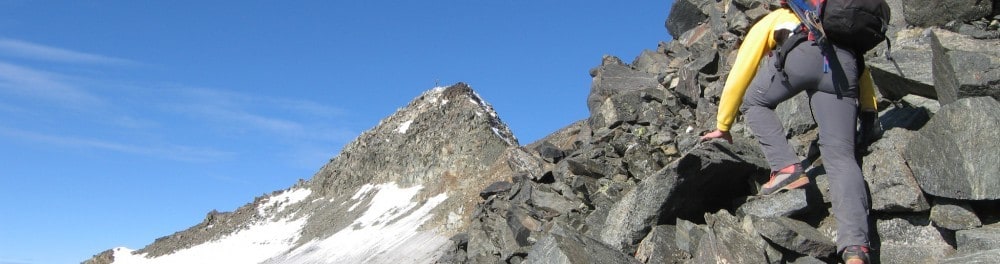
[112,216,308,264]
[396,120,414,134]
[268,182,450,264]
[425,87,448,105]
[257,188,312,216]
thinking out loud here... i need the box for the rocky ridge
[87,0,1000,263]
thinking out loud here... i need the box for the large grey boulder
[869,28,1000,102]
[906,97,1000,200]
[940,249,1000,264]
[524,225,641,264]
[665,0,712,39]
[930,198,983,230]
[956,223,1000,253]
[903,0,994,27]
[752,216,837,258]
[632,49,671,75]
[862,128,930,213]
[634,225,691,264]
[867,29,937,100]
[736,188,810,218]
[876,216,957,263]
[690,211,769,264]
[929,29,1000,105]
[776,92,817,137]
[675,219,708,255]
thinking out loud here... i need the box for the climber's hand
[700,129,733,144]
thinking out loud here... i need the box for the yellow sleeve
[859,66,878,112]
[715,12,782,132]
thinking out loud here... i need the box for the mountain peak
[90,83,523,264]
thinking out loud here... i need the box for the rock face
[906,97,1000,200]
[903,0,994,27]
[87,1,1000,263]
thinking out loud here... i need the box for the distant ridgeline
[87,0,999,263]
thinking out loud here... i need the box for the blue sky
[0,1,673,263]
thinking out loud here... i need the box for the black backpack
[822,0,892,53]
[775,0,893,79]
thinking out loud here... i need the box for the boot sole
[760,176,810,195]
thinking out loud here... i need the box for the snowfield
[112,216,307,264]
[112,182,450,264]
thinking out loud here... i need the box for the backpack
[774,0,893,80]
[821,0,892,53]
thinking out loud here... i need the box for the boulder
[530,184,581,216]
[752,216,837,258]
[524,225,641,264]
[507,146,548,181]
[939,249,1000,264]
[956,223,1000,253]
[876,216,957,264]
[632,49,671,75]
[929,29,1000,105]
[735,188,810,218]
[690,211,769,264]
[930,198,983,230]
[674,67,703,106]
[480,181,513,199]
[903,0,994,27]
[869,28,1000,102]
[906,97,1000,200]
[675,219,708,255]
[534,141,566,164]
[665,0,712,38]
[557,156,610,180]
[634,225,691,264]
[862,128,931,213]
[776,92,817,137]
[867,29,937,100]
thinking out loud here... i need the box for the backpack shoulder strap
[773,26,809,81]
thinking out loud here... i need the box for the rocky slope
[87,0,1000,263]
[445,0,1000,263]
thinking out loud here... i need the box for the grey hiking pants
[740,41,870,252]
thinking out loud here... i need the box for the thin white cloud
[165,86,349,140]
[0,38,136,65]
[0,260,35,264]
[187,103,307,135]
[0,61,106,108]
[0,126,234,163]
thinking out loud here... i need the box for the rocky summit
[88,0,1000,263]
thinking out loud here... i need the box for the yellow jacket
[715,8,878,132]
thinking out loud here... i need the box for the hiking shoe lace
[759,164,809,195]
[842,245,871,264]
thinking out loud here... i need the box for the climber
[698,0,882,263]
